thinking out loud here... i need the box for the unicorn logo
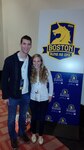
[66,104,76,115]
[58,117,67,124]
[69,74,78,85]
[51,23,71,44]
[60,88,69,99]
[43,22,80,60]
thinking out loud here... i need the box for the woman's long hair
[30,54,48,83]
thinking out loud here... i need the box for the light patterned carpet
[0,91,69,150]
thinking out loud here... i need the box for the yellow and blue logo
[66,104,76,115]
[58,117,67,124]
[54,73,63,84]
[52,102,61,113]
[45,115,52,122]
[68,74,78,85]
[43,22,80,60]
[60,89,70,99]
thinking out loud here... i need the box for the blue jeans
[8,93,30,139]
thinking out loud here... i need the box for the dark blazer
[2,51,32,99]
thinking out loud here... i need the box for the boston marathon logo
[68,74,79,86]
[60,89,70,100]
[66,104,76,115]
[52,102,61,113]
[54,73,63,84]
[43,22,80,60]
[45,115,52,122]
[58,117,67,124]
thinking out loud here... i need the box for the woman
[30,54,53,145]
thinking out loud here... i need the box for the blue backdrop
[45,72,83,125]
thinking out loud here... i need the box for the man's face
[21,39,32,54]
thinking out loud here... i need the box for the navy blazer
[2,51,32,99]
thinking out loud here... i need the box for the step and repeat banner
[46,71,83,125]
[37,10,84,125]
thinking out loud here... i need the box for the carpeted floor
[0,91,69,150]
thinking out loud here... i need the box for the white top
[21,57,29,94]
[18,53,29,94]
[30,69,53,102]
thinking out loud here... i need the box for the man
[2,35,32,149]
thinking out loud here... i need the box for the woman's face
[33,56,42,70]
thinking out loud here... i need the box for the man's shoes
[20,133,30,143]
[10,138,18,149]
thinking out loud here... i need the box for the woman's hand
[48,96,52,102]
[3,99,9,107]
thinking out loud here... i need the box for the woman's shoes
[38,136,44,145]
[31,134,44,145]
[31,134,37,143]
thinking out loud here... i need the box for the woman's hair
[31,54,48,83]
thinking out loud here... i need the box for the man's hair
[20,35,32,44]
